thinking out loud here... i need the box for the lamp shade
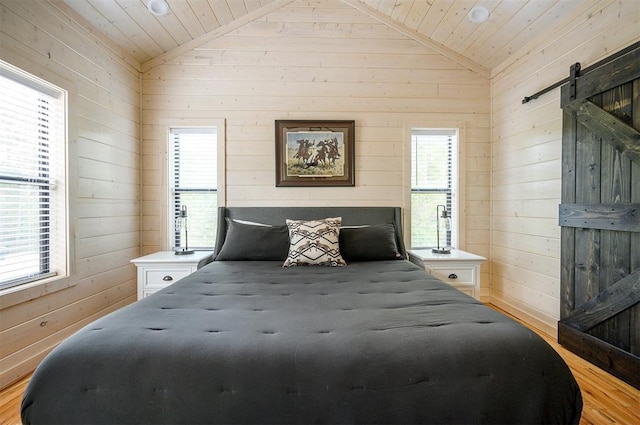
[432,205,451,254]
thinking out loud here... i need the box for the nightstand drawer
[408,249,486,301]
[132,251,215,300]
[144,268,192,289]
[428,266,475,285]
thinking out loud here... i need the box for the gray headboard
[215,206,407,258]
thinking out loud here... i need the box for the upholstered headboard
[214,206,407,259]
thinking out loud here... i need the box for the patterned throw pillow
[282,217,346,267]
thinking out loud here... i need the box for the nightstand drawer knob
[448,273,458,279]
[162,275,174,282]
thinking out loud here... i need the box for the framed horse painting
[275,120,355,187]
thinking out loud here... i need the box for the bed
[21,206,582,424]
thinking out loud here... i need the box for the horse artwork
[275,120,354,187]
[285,131,345,178]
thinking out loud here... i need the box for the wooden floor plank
[491,305,640,425]
[0,373,29,425]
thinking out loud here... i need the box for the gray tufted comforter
[22,260,582,424]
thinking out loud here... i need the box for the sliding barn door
[558,46,640,390]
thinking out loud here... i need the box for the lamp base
[174,248,195,255]
[432,247,451,254]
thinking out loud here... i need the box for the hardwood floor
[0,373,29,425]
[516,321,640,424]
[491,306,640,425]
[2,307,639,424]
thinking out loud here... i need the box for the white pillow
[282,217,346,267]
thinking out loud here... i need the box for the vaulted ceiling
[58,0,598,73]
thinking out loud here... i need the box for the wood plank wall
[1,0,636,395]
[0,0,140,390]
[490,0,640,335]
[140,0,492,298]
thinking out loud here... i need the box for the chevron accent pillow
[282,217,346,267]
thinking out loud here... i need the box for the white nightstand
[408,249,486,300]
[131,251,214,299]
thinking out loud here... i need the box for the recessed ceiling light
[468,6,489,23]
[148,0,170,16]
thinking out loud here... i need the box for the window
[410,129,458,249]
[169,128,218,250]
[0,61,67,291]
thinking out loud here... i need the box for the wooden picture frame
[275,120,355,187]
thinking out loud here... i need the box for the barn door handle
[163,275,173,281]
[448,273,458,279]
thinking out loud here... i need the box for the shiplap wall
[0,0,140,389]
[1,0,633,394]
[141,0,491,296]
[490,0,640,335]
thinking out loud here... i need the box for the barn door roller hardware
[522,40,640,104]
[522,63,579,104]
[568,63,581,101]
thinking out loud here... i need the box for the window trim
[159,118,226,251]
[169,127,218,250]
[0,60,69,292]
[404,122,466,251]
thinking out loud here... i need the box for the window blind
[0,68,62,290]
[410,129,457,249]
[170,128,217,250]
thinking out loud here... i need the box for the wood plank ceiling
[57,0,599,71]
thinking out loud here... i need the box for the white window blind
[410,129,458,249]
[0,63,65,290]
[170,128,217,250]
